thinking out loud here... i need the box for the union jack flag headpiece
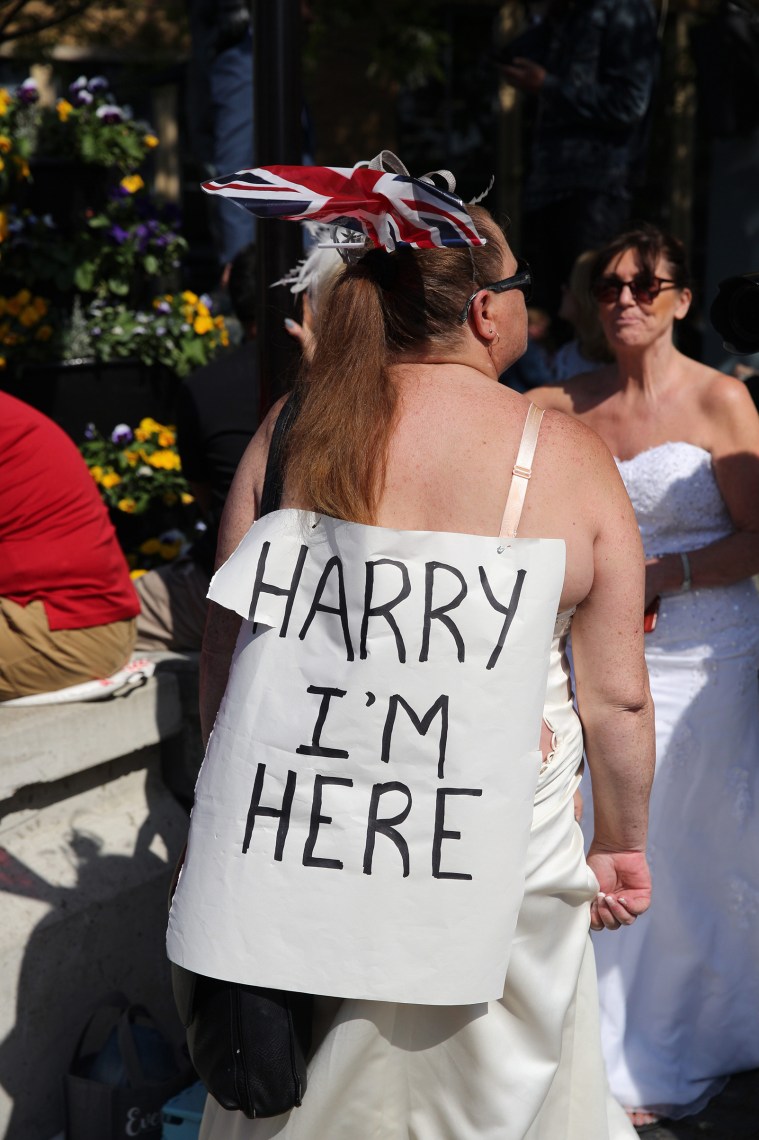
[202,150,486,254]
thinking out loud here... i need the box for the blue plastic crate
[162,1081,207,1140]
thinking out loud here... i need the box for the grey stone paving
[635,1069,759,1139]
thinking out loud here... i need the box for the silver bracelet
[680,551,692,593]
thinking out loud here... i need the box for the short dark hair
[228,242,256,325]
[591,224,691,291]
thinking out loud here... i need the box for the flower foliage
[80,416,194,515]
[74,176,188,298]
[86,292,229,378]
[0,73,230,380]
[0,288,56,370]
[7,74,159,172]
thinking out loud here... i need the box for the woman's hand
[644,554,683,605]
[587,846,652,932]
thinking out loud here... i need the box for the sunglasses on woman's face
[593,275,677,305]
[457,258,532,324]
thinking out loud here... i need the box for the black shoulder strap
[260,387,302,517]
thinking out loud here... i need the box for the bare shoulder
[538,405,616,474]
[530,366,617,416]
[695,364,758,422]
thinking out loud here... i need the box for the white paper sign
[167,510,564,1005]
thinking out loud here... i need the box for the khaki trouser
[134,558,210,653]
[0,597,137,701]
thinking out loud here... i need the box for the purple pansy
[17,78,39,105]
[109,225,130,245]
[155,300,171,315]
[84,422,97,440]
[74,89,94,107]
[88,76,109,94]
[110,423,133,445]
[95,104,125,125]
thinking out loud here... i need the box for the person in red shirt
[0,393,140,700]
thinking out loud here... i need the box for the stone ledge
[0,673,183,805]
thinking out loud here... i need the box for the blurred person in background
[552,250,614,381]
[0,393,139,701]
[500,0,658,328]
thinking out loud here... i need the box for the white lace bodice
[616,441,759,655]
[615,441,733,558]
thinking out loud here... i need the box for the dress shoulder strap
[499,402,544,540]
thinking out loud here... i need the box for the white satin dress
[590,442,759,1118]
[199,616,635,1140]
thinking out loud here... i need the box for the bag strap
[260,387,302,517]
[69,990,131,1069]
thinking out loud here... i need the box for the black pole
[254,0,304,414]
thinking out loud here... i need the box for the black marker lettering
[249,541,308,636]
[360,559,411,663]
[363,781,412,877]
[432,788,483,879]
[420,561,467,663]
[303,775,353,869]
[298,555,354,660]
[381,693,449,779]
[296,685,349,759]
[242,763,296,858]
[479,567,526,670]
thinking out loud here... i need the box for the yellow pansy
[0,137,10,154]
[120,173,145,194]
[139,416,162,433]
[157,429,175,447]
[0,89,11,116]
[147,449,181,471]
[13,156,30,179]
[130,567,147,579]
[139,538,161,555]
[193,314,213,335]
[144,134,159,148]
[181,491,195,505]
[90,465,104,484]
[181,290,198,305]
[196,301,210,317]
[101,471,122,488]
[32,296,48,317]
[213,315,225,329]
[220,330,230,347]
[34,325,53,342]
[159,540,182,560]
[118,497,137,513]
[19,305,40,328]
[123,449,139,466]
[15,289,31,307]
[56,99,74,122]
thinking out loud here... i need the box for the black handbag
[170,391,314,1120]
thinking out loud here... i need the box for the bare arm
[645,379,759,600]
[570,435,655,931]
[199,398,287,745]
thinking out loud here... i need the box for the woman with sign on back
[169,158,654,1140]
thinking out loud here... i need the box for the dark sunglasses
[457,257,532,324]
[593,275,677,305]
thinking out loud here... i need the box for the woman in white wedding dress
[180,184,655,1140]
[534,223,759,1129]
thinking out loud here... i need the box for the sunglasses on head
[458,258,532,324]
[593,275,677,305]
